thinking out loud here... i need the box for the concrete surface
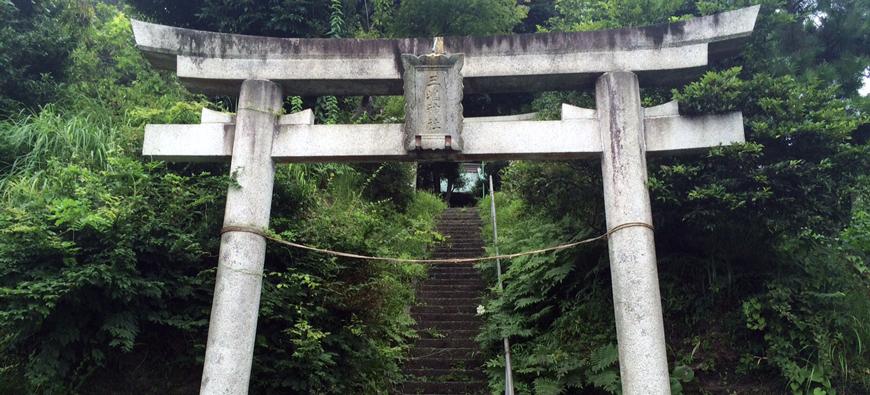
[596,71,670,394]
[131,6,759,95]
[200,80,282,395]
[143,108,743,162]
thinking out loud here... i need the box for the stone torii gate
[133,6,759,394]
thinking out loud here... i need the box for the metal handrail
[488,175,515,395]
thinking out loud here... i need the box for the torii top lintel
[132,6,759,96]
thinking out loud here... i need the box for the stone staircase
[399,208,488,395]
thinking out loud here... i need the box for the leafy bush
[0,158,227,393]
[391,0,528,37]
[476,64,868,395]
[0,0,87,113]
[475,192,620,394]
[249,182,444,393]
[0,4,447,393]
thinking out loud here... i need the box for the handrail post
[488,175,515,395]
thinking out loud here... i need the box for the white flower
[476,304,486,316]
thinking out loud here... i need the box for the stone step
[437,220,482,225]
[437,240,485,246]
[436,227,483,232]
[403,368,484,380]
[439,212,480,218]
[426,264,480,276]
[424,270,482,276]
[438,240,483,246]
[438,230,483,233]
[438,215,481,220]
[439,235,484,241]
[436,219,483,223]
[399,381,487,394]
[410,347,483,359]
[439,225,483,229]
[424,275,481,282]
[428,263,478,269]
[433,240,484,246]
[416,320,482,330]
[400,208,486,395]
[431,253,486,259]
[429,258,482,262]
[425,275,482,282]
[415,307,480,316]
[403,357,484,371]
[434,244,485,251]
[420,279,484,287]
[413,337,478,349]
[418,290,482,299]
[439,231,484,237]
[432,247,485,253]
[438,222,483,227]
[430,252,484,259]
[418,297,481,307]
[426,268,480,276]
[437,227,483,232]
[431,249,483,254]
[437,240,484,247]
[419,285,485,293]
[417,329,478,340]
[439,210,481,215]
[432,247,486,256]
[412,312,480,323]
[412,305,479,315]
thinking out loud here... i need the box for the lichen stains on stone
[137,6,753,60]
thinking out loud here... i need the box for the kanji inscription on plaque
[401,52,464,151]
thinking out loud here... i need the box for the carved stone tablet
[401,53,464,152]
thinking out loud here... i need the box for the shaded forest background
[0,0,867,394]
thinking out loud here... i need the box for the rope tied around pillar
[219,221,653,265]
[218,263,265,278]
[236,106,284,116]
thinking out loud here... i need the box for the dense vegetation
[475,1,869,394]
[0,0,867,394]
[0,1,449,393]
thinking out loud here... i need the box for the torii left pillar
[597,72,669,393]
[201,79,282,394]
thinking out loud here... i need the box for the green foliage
[669,69,866,235]
[0,3,445,393]
[128,0,333,38]
[479,3,868,392]
[0,0,88,113]
[735,0,870,96]
[248,184,443,393]
[327,0,344,38]
[545,0,689,31]
[0,158,227,393]
[370,0,396,35]
[0,108,115,190]
[475,193,617,393]
[59,6,202,124]
[316,96,341,125]
[391,0,528,37]
[1,0,866,393]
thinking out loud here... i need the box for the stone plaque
[401,53,464,151]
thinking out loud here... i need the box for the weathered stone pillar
[595,71,670,394]
[200,79,282,395]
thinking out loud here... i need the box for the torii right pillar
[597,71,670,393]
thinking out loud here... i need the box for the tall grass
[0,106,117,194]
